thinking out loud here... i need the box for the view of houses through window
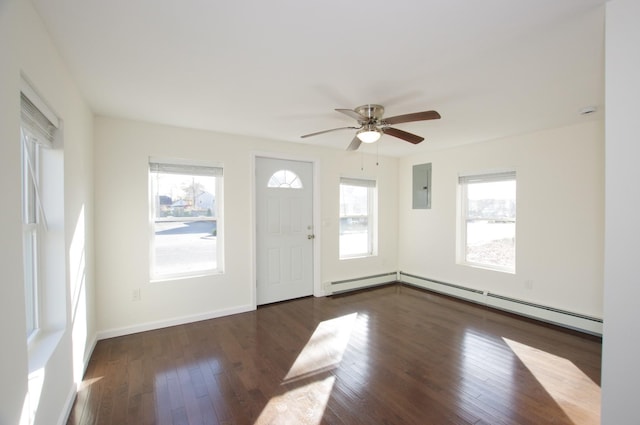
[150,161,223,278]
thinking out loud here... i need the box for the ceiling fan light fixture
[357,127,382,144]
[302,104,440,151]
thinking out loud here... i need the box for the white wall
[0,0,617,422]
[602,1,640,423]
[0,0,95,424]
[398,120,604,318]
[0,2,28,423]
[94,116,398,336]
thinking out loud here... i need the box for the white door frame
[250,151,323,308]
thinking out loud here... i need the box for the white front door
[256,157,314,305]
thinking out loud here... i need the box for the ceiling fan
[301,104,441,151]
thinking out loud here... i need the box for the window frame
[339,177,377,259]
[267,169,303,189]
[20,87,58,341]
[21,128,41,340]
[458,171,516,273]
[149,158,224,281]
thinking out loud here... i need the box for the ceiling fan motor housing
[355,104,385,123]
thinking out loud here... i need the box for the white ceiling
[31,0,606,157]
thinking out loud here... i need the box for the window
[149,160,223,279]
[21,127,40,338]
[267,169,303,189]
[459,171,516,273]
[339,177,377,259]
[20,91,58,338]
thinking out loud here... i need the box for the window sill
[150,270,224,283]
[339,254,378,261]
[28,328,64,373]
[460,261,515,274]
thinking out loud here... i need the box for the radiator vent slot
[486,293,602,323]
[331,272,397,294]
[398,271,602,335]
[400,272,484,295]
[332,272,397,286]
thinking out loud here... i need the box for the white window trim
[21,140,40,340]
[339,176,378,260]
[458,170,516,274]
[149,158,224,281]
[21,93,57,340]
[267,169,303,189]
[19,81,69,404]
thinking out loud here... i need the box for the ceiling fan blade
[346,136,362,151]
[301,126,360,138]
[382,127,425,144]
[335,108,367,121]
[383,110,441,125]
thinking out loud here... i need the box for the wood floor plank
[67,284,601,425]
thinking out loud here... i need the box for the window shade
[149,162,223,177]
[458,171,516,184]
[20,92,57,146]
[340,177,376,188]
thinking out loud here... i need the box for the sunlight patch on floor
[284,312,357,383]
[255,313,358,424]
[503,337,601,425]
[255,375,336,425]
[77,376,103,391]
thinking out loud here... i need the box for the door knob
[307,234,315,240]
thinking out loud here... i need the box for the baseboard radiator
[399,272,603,336]
[329,272,398,294]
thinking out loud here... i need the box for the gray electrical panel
[412,163,432,209]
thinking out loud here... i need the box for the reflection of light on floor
[255,313,357,425]
[77,376,103,391]
[459,331,516,412]
[285,313,357,382]
[255,376,336,425]
[503,337,601,425]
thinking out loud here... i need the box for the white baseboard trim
[399,272,603,336]
[83,335,97,372]
[58,383,77,425]
[97,304,255,340]
[60,334,98,425]
[328,272,397,294]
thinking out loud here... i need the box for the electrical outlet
[132,288,141,302]
[524,280,534,290]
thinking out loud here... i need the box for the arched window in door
[267,169,303,189]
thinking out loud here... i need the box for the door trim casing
[250,152,323,308]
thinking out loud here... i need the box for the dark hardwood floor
[67,284,601,425]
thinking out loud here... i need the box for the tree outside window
[150,161,223,279]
